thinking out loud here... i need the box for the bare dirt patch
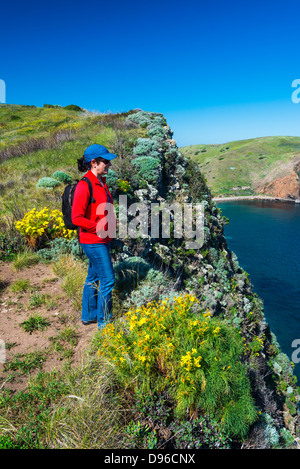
[0,260,97,393]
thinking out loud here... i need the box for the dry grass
[52,254,87,311]
[0,129,76,163]
[45,356,129,449]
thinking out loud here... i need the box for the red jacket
[72,170,116,244]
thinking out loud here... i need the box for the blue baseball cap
[83,144,117,163]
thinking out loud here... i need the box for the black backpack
[62,177,95,230]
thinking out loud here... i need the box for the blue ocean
[217,199,300,382]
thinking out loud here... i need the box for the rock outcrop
[259,169,300,199]
[111,110,300,448]
[255,158,300,200]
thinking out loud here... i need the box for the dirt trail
[0,260,97,392]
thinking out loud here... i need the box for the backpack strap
[81,176,96,205]
[78,177,96,236]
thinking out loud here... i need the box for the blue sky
[1,0,300,146]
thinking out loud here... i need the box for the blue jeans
[80,242,115,328]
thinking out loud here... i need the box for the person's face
[91,158,112,176]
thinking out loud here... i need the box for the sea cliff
[0,106,299,448]
[107,111,300,447]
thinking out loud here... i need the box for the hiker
[72,144,118,329]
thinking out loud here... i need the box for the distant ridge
[180,136,300,200]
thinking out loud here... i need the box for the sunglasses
[99,158,110,165]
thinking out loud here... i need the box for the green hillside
[0,104,146,215]
[0,103,85,148]
[180,136,300,197]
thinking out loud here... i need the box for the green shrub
[125,419,158,448]
[133,138,161,159]
[114,256,151,292]
[126,111,166,129]
[147,125,166,140]
[133,156,160,171]
[64,104,82,111]
[36,177,60,189]
[126,111,153,128]
[280,427,294,447]
[99,294,258,438]
[151,114,167,125]
[124,268,176,309]
[38,238,82,261]
[261,413,280,448]
[170,415,231,449]
[52,171,73,184]
[132,156,161,185]
[0,233,23,260]
[105,170,119,188]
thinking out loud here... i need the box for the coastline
[213,195,300,204]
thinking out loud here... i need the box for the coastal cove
[215,197,300,381]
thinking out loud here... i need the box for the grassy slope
[180,136,300,197]
[0,104,84,146]
[0,104,144,216]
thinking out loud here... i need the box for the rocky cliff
[257,158,300,199]
[109,111,300,448]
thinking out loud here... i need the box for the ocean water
[217,199,300,382]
